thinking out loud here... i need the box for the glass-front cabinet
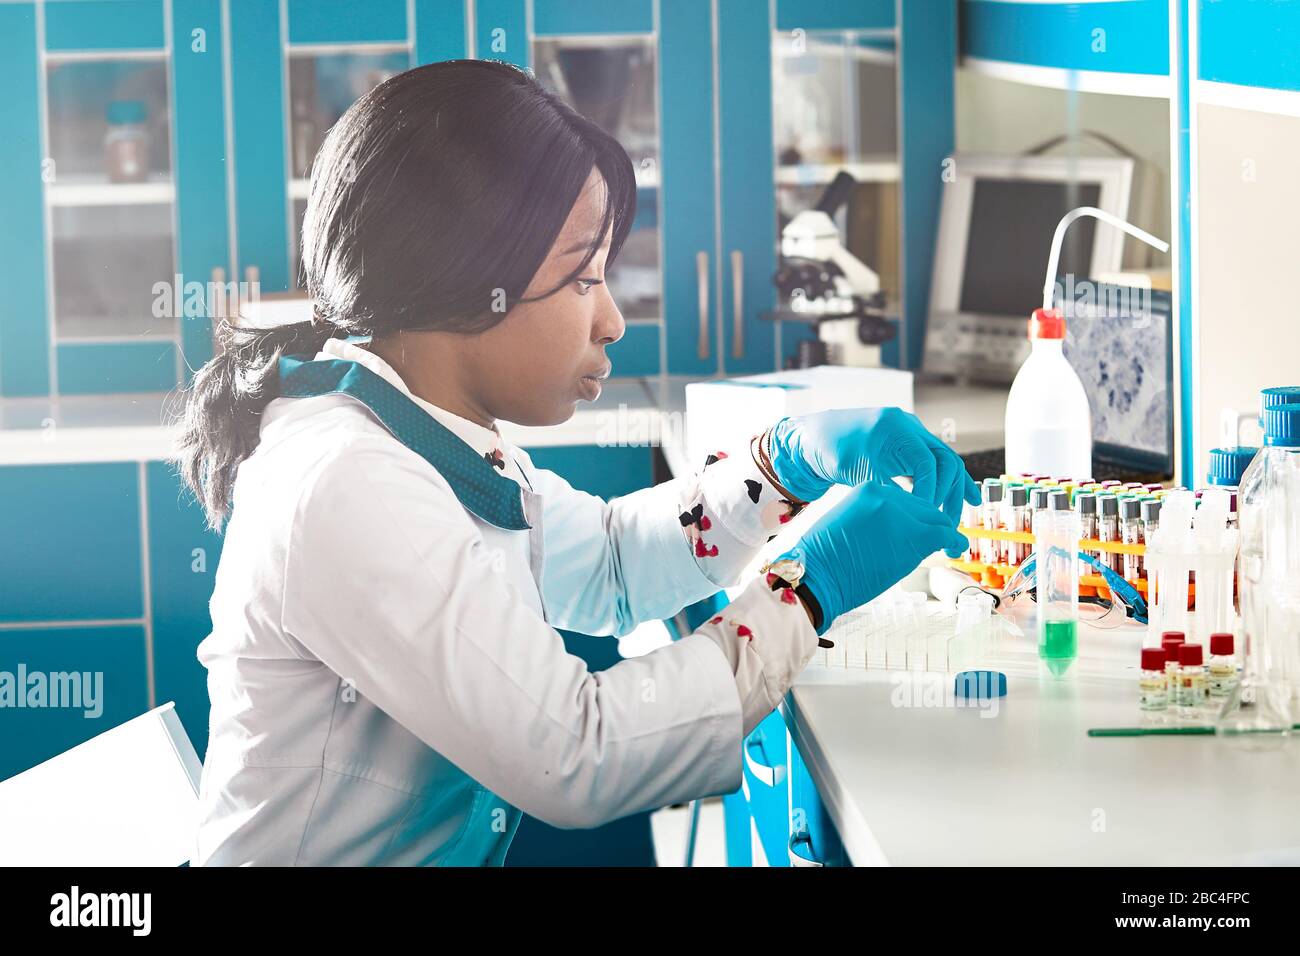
[0,0,946,396]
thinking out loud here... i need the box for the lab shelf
[46,177,175,207]
[775,160,899,186]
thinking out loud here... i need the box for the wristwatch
[760,553,829,642]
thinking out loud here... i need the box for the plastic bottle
[1035,508,1080,678]
[1139,648,1168,711]
[1191,489,1237,641]
[1004,309,1092,479]
[1146,491,1195,641]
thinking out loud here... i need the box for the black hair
[175,59,636,529]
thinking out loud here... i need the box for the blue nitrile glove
[785,483,969,635]
[766,407,980,525]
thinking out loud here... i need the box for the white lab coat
[194,338,816,865]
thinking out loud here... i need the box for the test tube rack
[949,525,1198,606]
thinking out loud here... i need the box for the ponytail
[176,318,338,530]
[174,59,635,530]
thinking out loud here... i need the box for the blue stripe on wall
[889,0,955,370]
[776,0,894,32]
[475,0,528,68]
[414,0,468,64]
[533,0,653,35]
[0,625,149,783]
[1200,0,1300,92]
[659,0,716,376]
[0,463,143,622]
[287,0,409,45]
[1175,0,1194,484]
[718,0,777,373]
[172,0,229,376]
[0,4,50,396]
[230,0,290,292]
[962,0,1170,76]
[45,0,165,51]
[56,341,178,395]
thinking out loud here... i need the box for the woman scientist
[180,60,978,866]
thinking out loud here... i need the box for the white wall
[1195,104,1300,472]
[955,68,1172,270]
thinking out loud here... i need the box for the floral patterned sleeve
[673,434,808,587]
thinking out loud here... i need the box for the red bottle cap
[1178,643,1203,666]
[1141,648,1166,671]
[1028,307,1066,340]
[1209,632,1234,656]
[1161,630,1185,645]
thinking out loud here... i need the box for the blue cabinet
[0,0,231,398]
[147,461,224,758]
[0,624,149,783]
[0,463,142,622]
[743,709,792,867]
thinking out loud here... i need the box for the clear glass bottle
[1161,631,1184,707]
[1219,400,1298,740]
[1177,643,1208,709]
[1208,632,1238,699]
[1139,647,1168,711]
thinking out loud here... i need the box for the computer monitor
[924,153,1135,382]
[1061,284,1174,479]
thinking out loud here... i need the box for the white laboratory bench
[785,665,1300,866]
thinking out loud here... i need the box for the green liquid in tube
[1039,619,1077,677]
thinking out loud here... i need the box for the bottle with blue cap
[1217,397,1299,742]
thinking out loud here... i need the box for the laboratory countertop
[784,664,1300,866]
[0,379,666,466]
[0,373,1009,468]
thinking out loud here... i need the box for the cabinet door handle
[743,729,786,788]
[696,250,710,360]
[731,250,744,360]
[788,830,824,867]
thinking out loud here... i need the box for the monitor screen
[1061,285,1174,469]
[959,178,1102,317]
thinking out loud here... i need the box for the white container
[1004,308,1091,479]
[684,365,913,467]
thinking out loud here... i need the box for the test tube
[1097,493,1121,573]
[1075,492,1098,575]
[1120,497,1144,580]
[959,500,979,560]
[1048,489,1071,512]
[1035,508,1080,679]
[980,479,1004,565]
[1005,485,1028,566]
[1028,487,1051,536]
